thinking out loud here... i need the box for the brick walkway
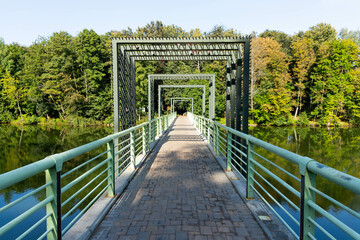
[90,117,267,240]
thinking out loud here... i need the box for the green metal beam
[132,56,230,61]
[127,50,234,57]
[112,37,250,44]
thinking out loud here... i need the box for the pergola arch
[170,98,194,113]
[112,37,250,135]
[148,74,215,121]
[158,85,205,117]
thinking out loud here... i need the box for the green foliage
[310,39,360,125]
[259,30,292,53]
[297,112,310,126]
[251,37,293,125]
[303,23,337,48]
[340,28,360,46]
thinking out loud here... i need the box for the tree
[259,30,292,54]
[291,37,316,118]
[1,72,26,122]
[41,31,77,119]
[310,39,360,125]
[304,23,337,48]
[340,28,360,46]
[250,37,293,125]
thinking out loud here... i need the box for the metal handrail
[0,112,177,239]
[188,112,360,240]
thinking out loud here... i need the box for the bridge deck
[90,116,267,240]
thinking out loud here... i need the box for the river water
[0,124,359,239]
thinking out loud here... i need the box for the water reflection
[249,126,360,239]
[0,124,112,239]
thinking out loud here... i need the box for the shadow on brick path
[90,117,267,240]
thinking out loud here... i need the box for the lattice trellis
[112,37,251,134]
[148,74,215,121]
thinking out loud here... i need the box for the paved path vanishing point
[90,116,267,240]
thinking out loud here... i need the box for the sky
[1,0,359,46]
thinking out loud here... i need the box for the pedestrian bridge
[0,113,359,240]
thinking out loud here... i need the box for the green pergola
[170,98,194,113]
[158,85,205,117]
[112,37,250,135]
[148,74,215,121]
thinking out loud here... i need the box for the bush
[0,111,13,123]
[272,115,294,126]
[297,112,310,126]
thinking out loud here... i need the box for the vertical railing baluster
[300,169,316,240]
[107,139,115,197]
[46,166,60,240]
[246,141,254,199]
[226,131,232,171]
[130,130,136,169]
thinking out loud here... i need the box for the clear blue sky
[1,0,359,46]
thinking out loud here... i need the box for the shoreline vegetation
[1,113,357,128]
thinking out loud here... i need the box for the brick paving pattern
[90,117,267,240]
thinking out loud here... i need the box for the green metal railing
[188,112,360,240]
[0,112,176,240]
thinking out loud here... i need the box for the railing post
[226,131,232,171]
[152,121,155,143]
[46,166,61,240]
[142,125,146,154]
[107,139,115,197]
[145,124,149,151]
[207,120,210,142]
[130,130,136,169]
[216,125,220,155]
[157,118,160,138]
[300,169,316,240]
[162,117,165,132]
[246,141,254,199]
[213,124,217,153]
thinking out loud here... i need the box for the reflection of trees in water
[0,125,112,204]
[249,126,360,212]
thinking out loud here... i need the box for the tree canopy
[1,22,359,126]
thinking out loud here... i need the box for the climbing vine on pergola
[112,37,251,134]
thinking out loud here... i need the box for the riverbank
[217,117,355,127]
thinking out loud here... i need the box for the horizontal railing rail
[0,112,176,240]
[188,112,360,240]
